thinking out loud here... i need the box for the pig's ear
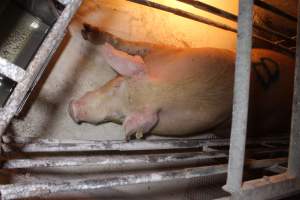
[101,43,146,77]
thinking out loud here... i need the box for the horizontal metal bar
[245,157,287,169]
[178,0,295,44]
[0,57,27,83]
[237,173,300,200]
[0,157,288,199]
[2,136,289,152]
[253,34,295,55]
[254,0,297,22]
[127,0,294,56]
[177,0,237,21]
[0,164,228,200]
[127,0,236,33]
[2,151,227,169]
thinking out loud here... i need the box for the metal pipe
[0,164,228,200]
[178,0,296,44]
[288,1,300,178]
[2,137,289,153]
[224,0,254,193]
[2,138,230,152]
[254,0,297,22]
[2,151,227,169]
[127,0,294,56]
[177,0,237,21]
[127,0,237,33]
[0,157,288,199]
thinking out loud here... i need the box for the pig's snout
[68,100,81,124]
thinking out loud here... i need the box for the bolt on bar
[224,0,254,193]
[288,1,300,178]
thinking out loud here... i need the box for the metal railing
[0,0,299,199]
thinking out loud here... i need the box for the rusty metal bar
[1,136,289,153]
[254,0,297,22]
[2,151,227,169]
[177,0,237,21]
[218,174,300,200]
[0,164,228,200]
[127,0,294,56]
[0,0,83,135]
[127,0,236,33]
[288,1,300,179]
[0,157,289,199]
[177,0,295,44]
[224,0,254,193]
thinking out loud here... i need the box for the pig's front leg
[123,109,159,140]
[82,23,155,57]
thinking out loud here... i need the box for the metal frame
[0,0,82,136]
[0,0,300,199]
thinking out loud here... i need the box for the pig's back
[131,48,236,135]
[248,49,295,136]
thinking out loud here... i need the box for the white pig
[69,24,294,140]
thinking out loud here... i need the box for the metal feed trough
[0,0,299,199]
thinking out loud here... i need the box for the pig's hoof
[135,130,144,140]
[68,100,81,124]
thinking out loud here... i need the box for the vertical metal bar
[224,0,254,193]
[288,1,300,178]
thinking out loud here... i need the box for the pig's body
[123,48,235,136]
[248,49,294,135]
[69,24,294,139]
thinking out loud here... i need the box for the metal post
[288,1,300,178]
[224,0,253,193]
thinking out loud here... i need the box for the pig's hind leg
[123,109,159,140]
[82,23,153,57]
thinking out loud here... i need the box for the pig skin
[69,24,294,140]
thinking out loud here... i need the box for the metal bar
[2,139,230,152]
[0,58,27,83]
[254,0,297,22]
[0,158,288,199]
[224,0,254,193]
[2,151,227,169]
[127,0,293,56]
[0,164,228,200]
[245,157,287,169]
[253,34,295,55]
[288,1,300,178]
[0,0,83,135]
[238,173,300,200]
[1,136,289,153]
[57,0,73,5]
[177,0,237,21]
[127,0,237,33]
[178,0,296,44]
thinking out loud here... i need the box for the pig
[69,23,294,140]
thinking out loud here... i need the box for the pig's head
[69,43,146,125]
[69,76,128,124]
